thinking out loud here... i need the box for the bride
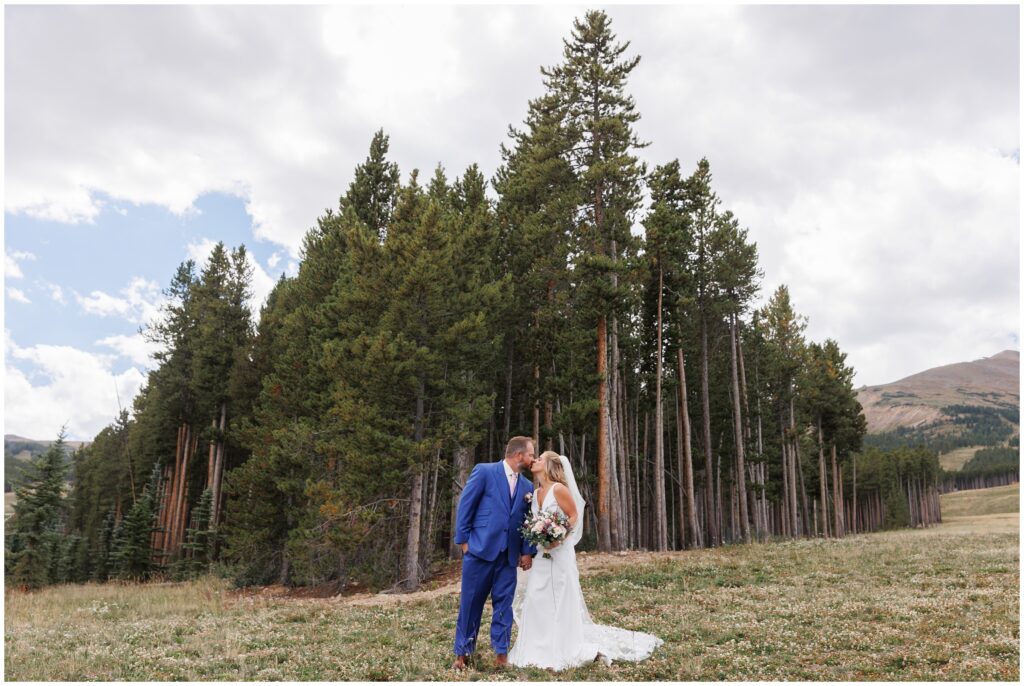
[508,451,663,670]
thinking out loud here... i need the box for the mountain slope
[4,434,86,491]
[856,350,1019,436]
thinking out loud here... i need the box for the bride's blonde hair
[538,451,569,489]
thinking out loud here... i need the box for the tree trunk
[677,349,698,548]
[596,315,612,551]
[795,437,811,540]
[503,343,514,443]
[207,418,217,491]
[423,448,442,568]
[171,424,191,553]
[532,362,541,450]
[211,403,227,528]
[700,316,718,547]
[831,443,842,536]
[609,312,624,550]
[450,443,472,559]
[617,378,632,548]
[653,266,668,550]
[403,382,426,591]
[852,453,858,534]
[729,314,750,542]
[818,417,829,537]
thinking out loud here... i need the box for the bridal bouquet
[519,510,571,559]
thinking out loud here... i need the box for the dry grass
[941,483,1020,519]
[938,445,985,471]
[6,488,1019,682]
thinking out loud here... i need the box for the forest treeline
[6,11,947,591]
[940,446,1020,493]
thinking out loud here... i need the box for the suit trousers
[453,549,518,655]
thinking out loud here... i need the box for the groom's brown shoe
[495,653,509,668]
[452,655,469,671]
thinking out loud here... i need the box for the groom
[452,436,537,670]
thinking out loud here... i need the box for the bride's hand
[548,540,562,550]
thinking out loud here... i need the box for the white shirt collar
[503,459,516,480]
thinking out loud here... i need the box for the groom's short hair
[505,436,533,459]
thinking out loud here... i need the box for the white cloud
[3,5,1018,386]
[185,237,219,265]
[96,332,163,368]
[45,283,67,305]
[267,252,281,269]
[7,288,31,304]
[5,332,146,441]
[75,276,163,324]
[5,250,36,279]
[735,144,1018,387]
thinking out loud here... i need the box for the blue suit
[453,460,536,656]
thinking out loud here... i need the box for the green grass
[6,491,1019,681]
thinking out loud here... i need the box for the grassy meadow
[938,445,985,471]
[5,484,1019,681]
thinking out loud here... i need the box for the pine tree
[543,9,647,551]
[642,160,693,550]
[6,429,70,588]
[112,464,162,580]
[178,488,214,579]
[340,128,401,240]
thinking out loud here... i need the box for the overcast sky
[4,4,1019,441]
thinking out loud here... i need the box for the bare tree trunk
[423,448,442,569]
[596,315,612,551]
[831,443,842,536]
[790,401,806,540]
[489,390,496,460]
[737,323,752,444]
[653,267,668,550]
[715,447,723,546]
[609,313,624,550]
[700,317,718,547]
[818,417,829,537]
[532,359,541,450]
[504,343,514,443]
[171,424,192,553]
[160,428,181,555]
[617,379,632,548]
[729,314,750,542]
[403,382,426,591]
[450,441,473,559]
[795,437,811,539]
[852,453,858,534]
[677,349,698,547]
[212,403,227,528]
[207,418,217,490]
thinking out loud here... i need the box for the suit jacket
[454,461,537,564]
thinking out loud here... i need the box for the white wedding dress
[509,458,663,670]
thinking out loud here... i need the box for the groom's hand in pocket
[519,554,533,571]
[461,543,468,554]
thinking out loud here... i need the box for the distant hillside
[4,434,86,491]
[857,350,1019,456]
